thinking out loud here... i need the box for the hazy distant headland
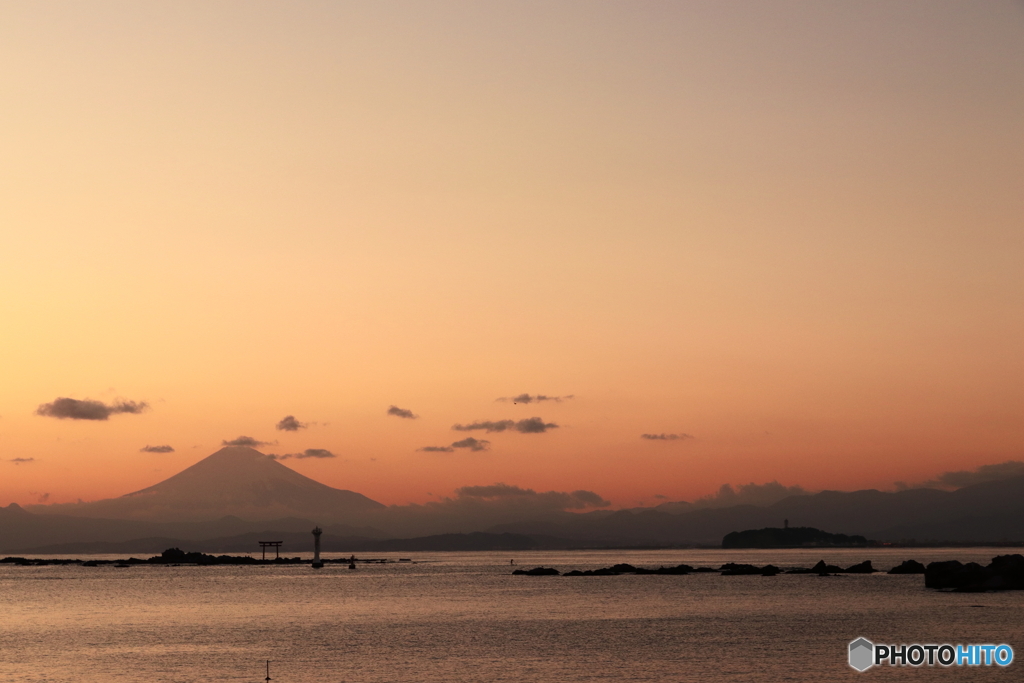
[722,526,870,549]
[4,446,1024,554]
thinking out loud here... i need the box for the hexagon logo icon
[849,638,874,672]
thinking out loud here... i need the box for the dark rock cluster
[925,554,1024,591]
[720,563,780,576]
[2,548,323,567]
[513,558,892,577]
[512,566,560,576]
[514,555,1024,592]
[844,560,876,574]
[562,563,695,576]
[1,557,82,566]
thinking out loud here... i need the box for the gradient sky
[2,1,1022,509]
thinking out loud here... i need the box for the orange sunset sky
[1,1,1022,509]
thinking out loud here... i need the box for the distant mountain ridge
[485,476,1024,545]
[6,447,1024,552]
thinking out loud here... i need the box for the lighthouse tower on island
[312,526,323,569]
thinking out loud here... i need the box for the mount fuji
[28,446,384,523]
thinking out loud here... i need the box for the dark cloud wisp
[453,419,514,433]
[641,433,694,441]
[456,483,533,498]
[451,437,489,451]
[896,460,1024,491]
[9,457,35,464]
[419,437,491,453]
[514,417,558,433]
[452,417,558,434]
[276,415,307,431]
[273,448,337,460]
[140,445,174,453]
[497,394,574,404]
[36,397,149,421]
[387,405,418,420]
[222,436,270,447]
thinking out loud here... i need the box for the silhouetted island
[722,526,869,549]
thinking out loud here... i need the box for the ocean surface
[2,548,1022,682]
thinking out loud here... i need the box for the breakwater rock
[513,560,899,577]
[844,560,876,574]
[720,563,780,576]
[512,566,560,576]
[563,563,695,576]
[888,560,926,574]
[789,560,843,574]
[1,548,389,567]
[925,554,1024,591]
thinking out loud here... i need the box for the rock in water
[844,560,876,574]
[887,560,926,574]
[806,557,847,573]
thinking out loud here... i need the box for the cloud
[641,433,694,441]
[513,417,558,433]
[222,436,270,447]
[452,419,514,433]
[497,394,574,404]
[9,457,35,464]
[456,483,535,498]
[451,437,490,451]
[273,448,337,460]
[896,460,1024,491]
[570,489,609,507]
[387,405,418,420]
[35,397,149,421]
[452,417,558,434]
[692,481,808,509]
[276,415,307,431]
[419,437,490,453]
[34,492,49,503]
[140,445,174,453]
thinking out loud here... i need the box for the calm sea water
[2,548,1022,682]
